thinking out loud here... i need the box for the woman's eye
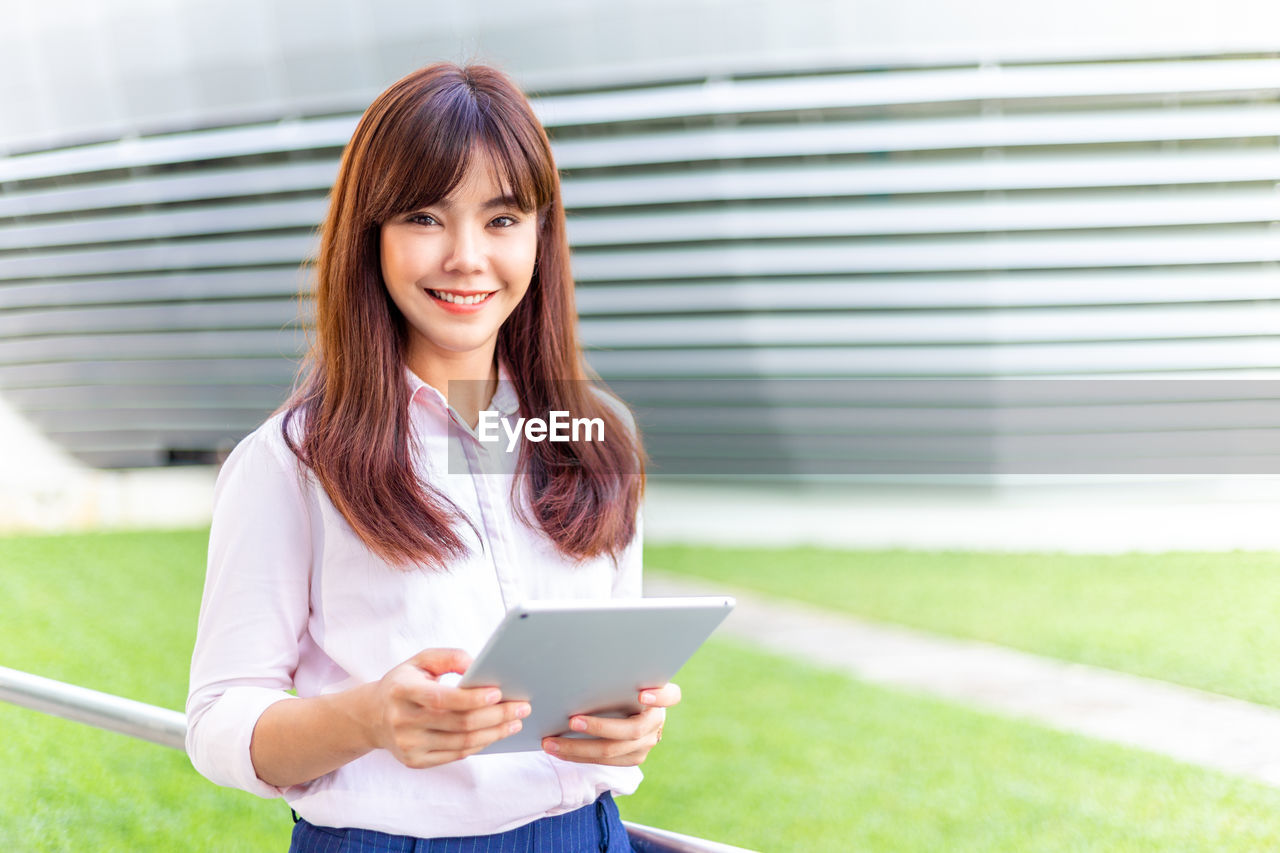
[490,215,518,227]
[407,213,438,226]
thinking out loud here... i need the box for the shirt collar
[405,362,520,417]
[489,362,520,416]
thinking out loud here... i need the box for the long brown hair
[283,63,644,570]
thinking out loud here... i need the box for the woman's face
[379,156,538,375]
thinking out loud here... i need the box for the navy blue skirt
[289,792,633,853]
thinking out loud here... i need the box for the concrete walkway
[646,572,1280,788]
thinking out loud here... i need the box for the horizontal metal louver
[1,57,1278,472]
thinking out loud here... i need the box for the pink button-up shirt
[186,368,642,837]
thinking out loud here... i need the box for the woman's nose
[442,226,485,274]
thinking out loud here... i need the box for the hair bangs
[477,115,552,216]
[365,91,480,224]
[365,78,552,224]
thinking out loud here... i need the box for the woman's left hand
[541,682,681,766]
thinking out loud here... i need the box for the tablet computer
[456,596,735,755]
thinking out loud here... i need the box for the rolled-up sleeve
[186,423,310,798]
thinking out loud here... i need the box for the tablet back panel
[460,596,734,754]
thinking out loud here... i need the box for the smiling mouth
[428,289,496,305]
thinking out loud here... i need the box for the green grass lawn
[628,638,1280,852]
[0,529,288,852]
[5,530,1280,850]
[648,545,1280,709]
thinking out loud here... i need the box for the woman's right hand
[366,648,530,769]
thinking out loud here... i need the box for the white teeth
[430,290,492,305]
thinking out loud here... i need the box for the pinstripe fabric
[289,793,632,853]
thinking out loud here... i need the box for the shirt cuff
[187,686,300,799]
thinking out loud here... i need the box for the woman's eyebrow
[482,194,521,210]
[434,194,522,211]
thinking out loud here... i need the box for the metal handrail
[0,665,755,853]
[0,666,187,749]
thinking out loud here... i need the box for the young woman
[186,62,675,852]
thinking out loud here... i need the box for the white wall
[0,394,214,532]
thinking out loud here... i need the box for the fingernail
[485,690,501,705]
[517,704,531,719]
[570,717,587,732]
[640,692,656,705]
[543,739,558,754]
[508,720,522,734]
